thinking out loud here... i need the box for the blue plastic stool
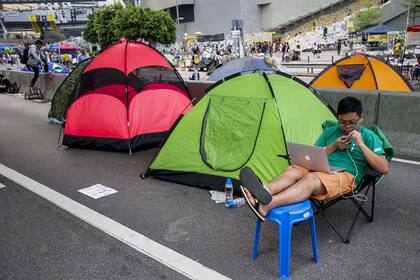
[252,199,318,279]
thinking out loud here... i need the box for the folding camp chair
[311,121,393,244]
[311,166,383,243]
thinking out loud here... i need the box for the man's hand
[335,135,351,150]
[348,130,364,147]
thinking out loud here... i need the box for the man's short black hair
[0,74,4,79]
[337,96,362,116]
[35,39,44,45]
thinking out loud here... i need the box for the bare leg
[259,173,327,215]
[267,165,306,195]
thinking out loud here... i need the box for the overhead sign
[232,19,244,29]
[196,33,225,42]
[28,15,42,33]
[47,13,59,33]
[231,30,241,39]
[2,11,20,17]
[0,0,90,3]
[3,8,89,23]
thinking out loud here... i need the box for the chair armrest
[365,166,383,177]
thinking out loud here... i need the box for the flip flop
[239,186,265,222]
[239,167,272,205]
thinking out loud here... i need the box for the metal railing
[281,62,331,74]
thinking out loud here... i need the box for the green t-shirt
[314,125,385,183]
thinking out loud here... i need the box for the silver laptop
[286,142,345,174]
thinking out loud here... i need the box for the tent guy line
[0,163,231,280]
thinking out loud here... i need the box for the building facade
[140,0,345,35]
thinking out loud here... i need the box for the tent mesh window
[127,66,186,92]
[73,68,127,104]
[337,64,366,88]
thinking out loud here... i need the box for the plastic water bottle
[225,178,233,203]
[226,197,246,208]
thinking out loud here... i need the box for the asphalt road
[0,94,419,280]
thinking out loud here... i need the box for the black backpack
[20,46,30,65]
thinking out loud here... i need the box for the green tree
[402,0,420,24]
[83,14,99,44]
[353,0,384,31]
[84,4,176,46]
[111,5,176,44]
[92,4,123,47]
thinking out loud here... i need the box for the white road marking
[0,163,230,280]
[0,182,6,189]
[392,157,420,166]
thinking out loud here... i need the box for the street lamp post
[402,0,411,65]
[176,0,180,44]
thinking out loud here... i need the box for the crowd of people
[246,41,303,61]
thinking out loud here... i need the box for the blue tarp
[208,57,290,82]
[47,44,60,51]
[362,24,397,34]
[0,44,15,50]
[21,62,70,74]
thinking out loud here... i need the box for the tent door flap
[200,96,266,172]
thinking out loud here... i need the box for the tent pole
[262,72,291,165]
[124,40,132,155]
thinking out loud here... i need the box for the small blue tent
[208,56,290,81]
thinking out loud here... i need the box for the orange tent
[310,54,412,92]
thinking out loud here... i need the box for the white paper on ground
[0,183,6,189]
[78,184,117,199]
[209,190,226,204]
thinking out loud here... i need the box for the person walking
[27,39,45,88]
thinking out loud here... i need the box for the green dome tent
[144,72,336,191]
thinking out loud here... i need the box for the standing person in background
[192,48,200,81]
[27,39,45,88]
[77,48,90,64]
[411,56,420,82]
[12,53,20,68]
[272,41,276,56]
[63,53,72,68]
[343,41,350,57]
[281,42,286,60]
[337,39,342,56]
[296,41,301,60]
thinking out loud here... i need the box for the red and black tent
[63,39,192,152]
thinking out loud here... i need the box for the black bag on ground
[7,82,19,94]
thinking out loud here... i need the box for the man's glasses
[339,118,360,127]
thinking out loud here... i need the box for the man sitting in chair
[240,97,389,221]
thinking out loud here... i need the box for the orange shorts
[292,165,356,201]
